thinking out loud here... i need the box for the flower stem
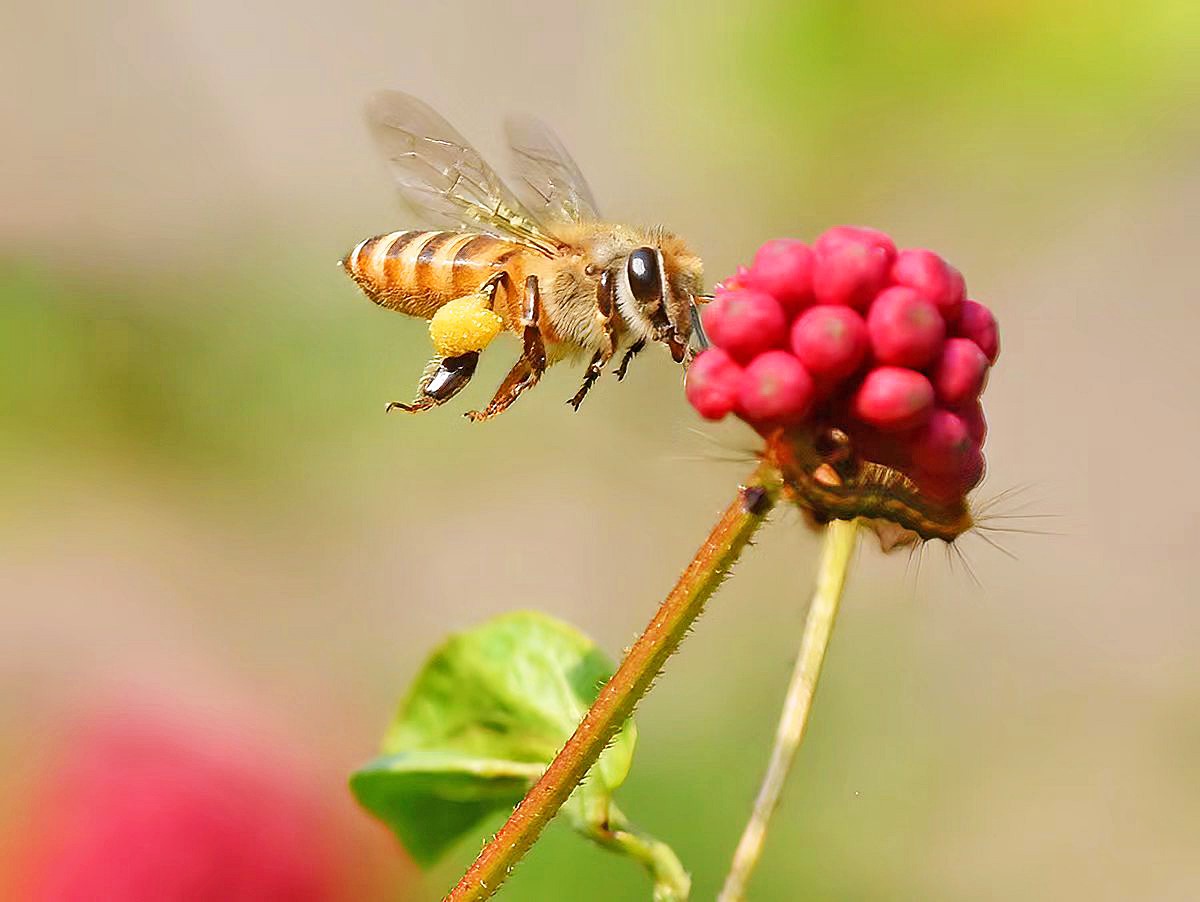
[445,461,784,902]
[579,801,691,901]
[718,517,860,902]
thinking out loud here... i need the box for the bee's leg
[613,339,646,382]
[567,270,620,411]
[385,352,479,414]
[387,271,512,416]
[465,276,547,422]
[568,350,606,411]
[477,269,511,309]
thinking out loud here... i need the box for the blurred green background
[3,0,1199,898]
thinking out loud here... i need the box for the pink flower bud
[866,286,946,369]
[789,305,869,382]
[737,351,815,427]
[812,226,896,309]
[956,300,999,363]
[890,248,965,322]
[685,348,744,420]
[931,337,989,405]
[914,445,985,503]
[958,399,988,444]
[851,366,934,432]
[701,289,788,363]
[742,239,815,315]
[960,444,986,491]
[910,409,975,475]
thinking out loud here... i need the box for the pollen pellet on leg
[429,293,504,357]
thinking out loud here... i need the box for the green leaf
[349,751,543,865]
[351,611,637,865]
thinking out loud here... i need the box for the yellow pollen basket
[428,293,504,357]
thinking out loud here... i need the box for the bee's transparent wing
[366,90,562,255]
[504,114,600,224]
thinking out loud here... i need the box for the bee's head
[615,232,705,362]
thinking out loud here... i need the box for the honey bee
[341,91,708,421]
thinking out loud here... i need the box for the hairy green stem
[718,517,860,902]
[580,801,691,902]
[445,461,783,901]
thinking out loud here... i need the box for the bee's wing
[366,91,562,256]
[504,114,600,224]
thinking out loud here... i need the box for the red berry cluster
[686,228,999,504]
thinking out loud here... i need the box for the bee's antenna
[689,295,711,350]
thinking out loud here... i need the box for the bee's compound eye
[627,247,662,305]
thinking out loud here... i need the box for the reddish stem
[445,461,783,901]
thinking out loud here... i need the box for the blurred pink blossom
[10,705,373,901]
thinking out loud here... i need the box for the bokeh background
[3,1,1199,899]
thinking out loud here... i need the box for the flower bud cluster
[686,228,999,502]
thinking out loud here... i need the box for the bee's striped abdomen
[341,229,527,323]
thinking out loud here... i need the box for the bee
[341,91,707,421]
